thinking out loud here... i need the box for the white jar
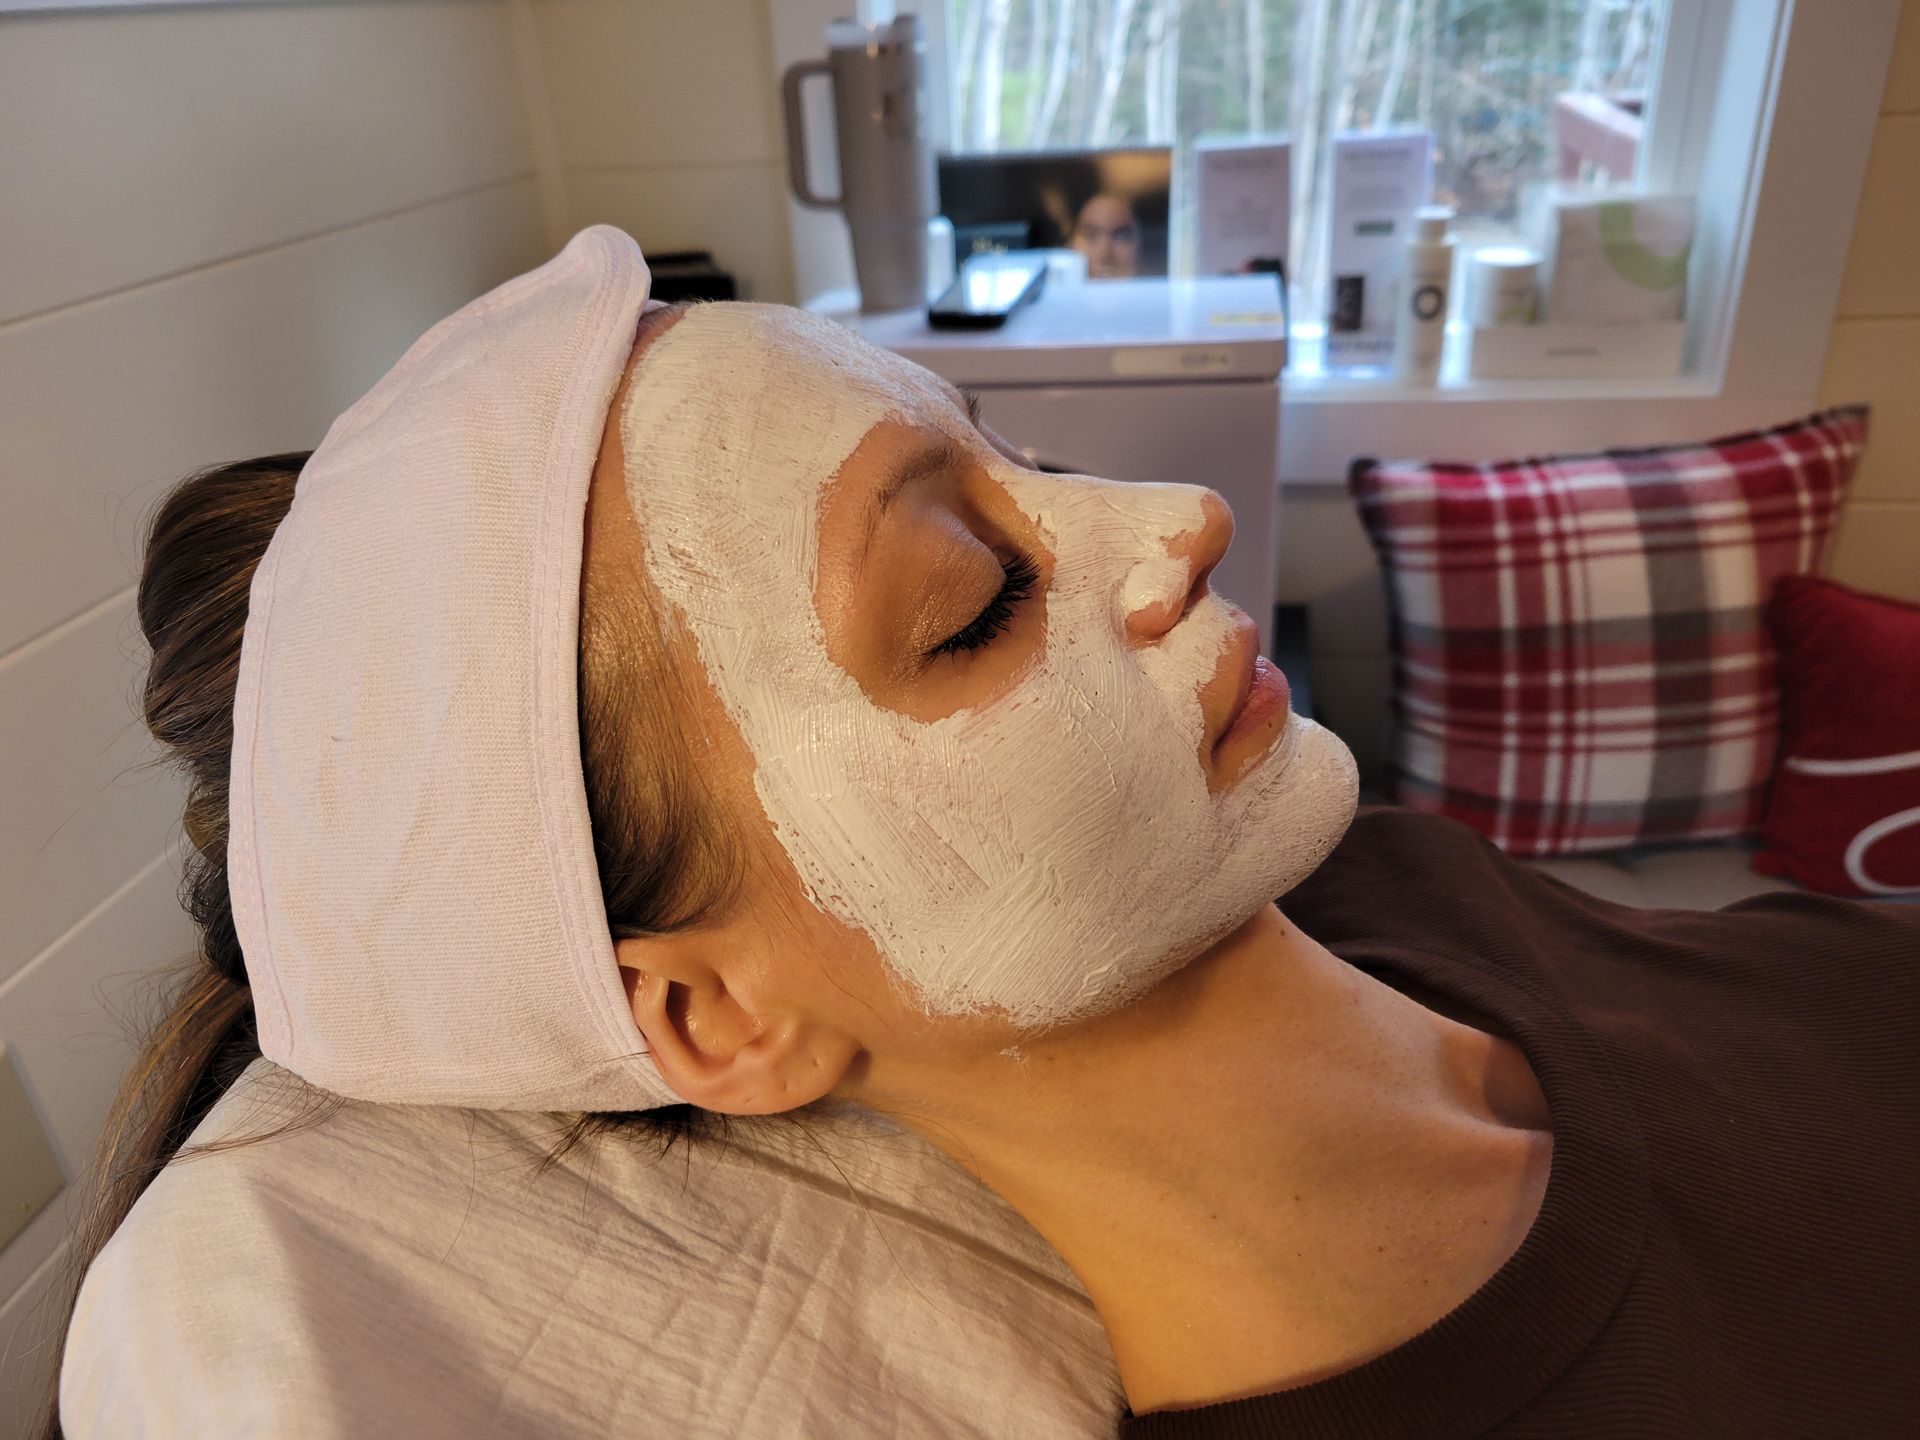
[1468,246,1543,327]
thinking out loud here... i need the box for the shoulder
[61,1065,311,1435]
[1289,807,1920,1020]
[60,1063,518,1438]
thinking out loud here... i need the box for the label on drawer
[1110,346,1236,377]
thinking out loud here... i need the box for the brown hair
[34,449,749,1436]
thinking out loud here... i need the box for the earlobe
[615,947,855,1117]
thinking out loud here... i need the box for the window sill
[1282,318,1709,401]
[1283,365,1721,407]
[1272,315,1826,485]
[1278,352,1806,487]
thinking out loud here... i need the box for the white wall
[0,2,547,1431]
[1819,0,1920,603]
[522,0,797,303]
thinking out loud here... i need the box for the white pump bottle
[1394,205,1456,385]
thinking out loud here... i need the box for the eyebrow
[857,428,966,573]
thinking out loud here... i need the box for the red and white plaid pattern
[1349,407,1868,857]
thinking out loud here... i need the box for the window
[778,0,1889,473]
[944,0,1672,349]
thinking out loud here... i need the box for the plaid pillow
[1349,406,1869,857]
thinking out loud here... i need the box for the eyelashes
[928,551,1039,659]
[921,389,1033,661]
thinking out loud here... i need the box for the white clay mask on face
[621,304,1358,1031]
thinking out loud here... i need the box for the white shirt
[61,1059,1118,1438]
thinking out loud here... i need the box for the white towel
[227,225,676,1110]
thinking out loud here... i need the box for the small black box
[646,250,738,302]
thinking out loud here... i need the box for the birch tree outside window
[944,0,1669,332]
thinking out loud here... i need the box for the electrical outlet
[0,1043,65,1249]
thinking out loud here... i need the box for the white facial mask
[622,304,1357,1030]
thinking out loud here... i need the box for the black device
[644,249,737,302]
[927,252,1048,330]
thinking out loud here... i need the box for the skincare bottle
[1394,205,1455,384]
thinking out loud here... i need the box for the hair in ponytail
[35,448,749,1437]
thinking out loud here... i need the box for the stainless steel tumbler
[782,15,937,313]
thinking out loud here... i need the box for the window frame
[773,0,1902,482]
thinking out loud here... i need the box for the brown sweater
[1120,806,1919,1440]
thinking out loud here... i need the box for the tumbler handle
[781,59,841,210]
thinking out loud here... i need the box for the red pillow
[1350,407,1869,856]
[1754,575,1920,896]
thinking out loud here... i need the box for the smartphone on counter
[928,251,1048,330]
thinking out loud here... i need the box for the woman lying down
[46,227,1917,1439]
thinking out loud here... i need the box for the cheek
[668,621,898,990]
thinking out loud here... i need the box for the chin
[1065,721,1362,1028]
[901,720,1363,1039]
[1262,719,1361,899]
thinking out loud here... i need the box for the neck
[884,904,1554,1414]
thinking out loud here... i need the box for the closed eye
[928,551,1039,659]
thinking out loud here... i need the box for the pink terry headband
[227,225,682,1110]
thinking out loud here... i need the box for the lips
[1206,609,1262,755]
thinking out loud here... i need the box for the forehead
[639,302,961,428]
[618,302,970,571]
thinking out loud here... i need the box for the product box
[1545,193,1693,324]
[1195,136,1292,277]
[1466,320,1685,380]
[1324,128,1433,370]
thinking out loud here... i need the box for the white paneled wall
[1821,0,1920,602]
[0,2,547,1431]
[525,0,797,302]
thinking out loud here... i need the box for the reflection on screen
[963,257,1042,309]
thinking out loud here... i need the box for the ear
[614,933,858,1116]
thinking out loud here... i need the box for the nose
[1125,489,1234,642]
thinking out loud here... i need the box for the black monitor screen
[937,147,1173,280]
